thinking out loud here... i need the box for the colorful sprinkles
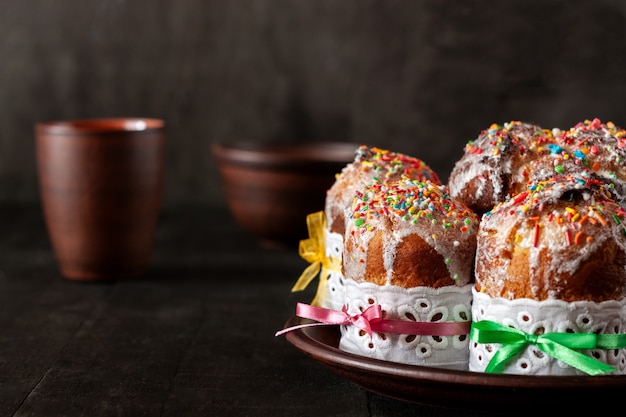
[464,119,626,180]
[354,145,441,185]
[452,118,626,216]
[349,179,479,235]
[556,118,626,173]
[484,175,626,248]
[462,121,556,159]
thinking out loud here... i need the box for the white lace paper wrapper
[339,279,473,370]
[470,288,626,375]
[320,230,345,311]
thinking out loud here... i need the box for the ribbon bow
[276,303,471,338]
[275,302,383,339]
[291,211,341,306]
[470,320,626,375]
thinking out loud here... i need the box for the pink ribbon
[275,303,471,338]
[275,303,382,338]
[370,318,471,336]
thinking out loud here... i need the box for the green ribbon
[470,320,626,376]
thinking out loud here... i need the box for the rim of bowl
[212,141,358,168]
[36,118,165,134]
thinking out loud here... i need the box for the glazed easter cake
[470,175,626,375]
[339,178,479,369]
[293,145,441,311]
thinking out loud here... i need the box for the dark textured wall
[1,0,625,207]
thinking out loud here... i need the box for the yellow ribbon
[291,211,341,307]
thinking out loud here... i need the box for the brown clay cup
[35,118,165,281]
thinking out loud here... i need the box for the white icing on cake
[343,180,479,287]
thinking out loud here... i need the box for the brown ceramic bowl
[213,141,358,248]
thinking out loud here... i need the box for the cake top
[476,174,626,301]
[461,120,556,161]
[349,179,478,236]
[481,174,626,273]
[448,120,559,214]
[556,119,626,195]
[348,145,441,185]
[483,175,626,238]
[344,178,479,286]
[325,145,440,234]
[449,119,626,214]
[560,118,626,149]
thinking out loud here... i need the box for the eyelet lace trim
[470,288,626,375]
[339,279,472,370]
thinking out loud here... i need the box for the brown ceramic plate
[284,315,626,414]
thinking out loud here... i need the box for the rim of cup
[36,118,164,134]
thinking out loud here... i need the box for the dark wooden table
[0,203,499,417]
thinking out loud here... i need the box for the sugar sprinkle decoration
[349,179,479,234]
[484,175,626,248]
[354,145,441,185]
